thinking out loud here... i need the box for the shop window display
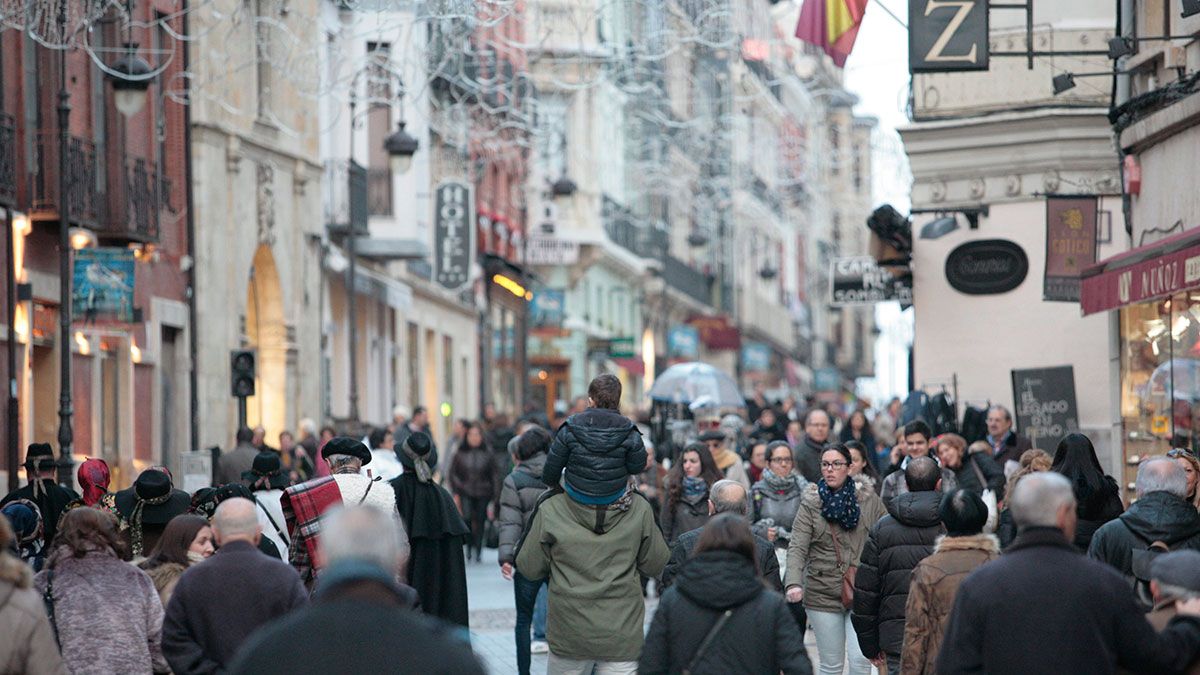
[1120,294,1200,496]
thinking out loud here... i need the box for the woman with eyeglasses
[1169,448,1200,509]
[751,441,811,631]
[784,444,886,675]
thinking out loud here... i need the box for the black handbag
[485,519,500,549]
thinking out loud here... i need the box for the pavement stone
[465,547,838,674]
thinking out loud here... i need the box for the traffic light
[230,350,256,398]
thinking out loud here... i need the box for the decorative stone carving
[930,180,947,203]
[226,136,242,174]
[1042,170,1061,193]
[257,162,276,245]
[1005,174,1022,196]
[293,159,308,196]
[968,178,986,199]
[1095,173,1120,192]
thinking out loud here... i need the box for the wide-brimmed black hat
[243,450,289,489]
[698,430,727,442]
[24,443,57,472]
[405,431,432,457]
[321,436,372,465]
[113,469,191,524]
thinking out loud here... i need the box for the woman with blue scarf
[783,443,886,675]
[661,443,724,545]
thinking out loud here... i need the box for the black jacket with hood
[1087,490,1200,582]
[851,489,944,658]
[543,408,646,499]
[640,551,812,675]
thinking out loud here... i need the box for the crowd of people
[11,379,1200,674]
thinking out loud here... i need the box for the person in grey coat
[217,427,259,486]
[498,427,552,675]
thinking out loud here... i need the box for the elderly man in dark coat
[0,443,79,548]
[163,498,307,674]
[1089,456,1200,598]
[937,472,1200,675]
[229,506,485,675]
[390,432,471,627]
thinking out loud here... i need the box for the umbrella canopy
[1148,358,1200,401]
[648,362,744,408]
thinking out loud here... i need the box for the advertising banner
[72,248,136,323]
[668,325,700,359]
[830,256,913,306]
[1045,197,1098,302]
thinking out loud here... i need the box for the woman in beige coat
[785,444,887,675]
[900,489,999,674]
[0,514,66,675]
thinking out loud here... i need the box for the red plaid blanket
[281,476,342,587]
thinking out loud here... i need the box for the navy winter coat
[542,408,646,499]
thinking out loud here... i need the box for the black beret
[321,436,372,465]
[405,431,433,457]
[1150,550,1200,592]
[698,430,726,442]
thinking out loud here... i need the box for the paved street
[466,547,828,674]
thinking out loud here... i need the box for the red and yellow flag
[794,0,870,68]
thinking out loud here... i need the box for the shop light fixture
[74,331,90,355]
[130,340,142,363]
[492,273,530,300]
[68,227,97,250]
[1173,314,1191,340]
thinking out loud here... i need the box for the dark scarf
[817,478,860,531]
[682,475,708,499]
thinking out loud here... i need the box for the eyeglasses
[1169,448,1196,459]
[821,461,848,469]
[769,456,793,464]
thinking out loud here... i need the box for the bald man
[163,498,308,674]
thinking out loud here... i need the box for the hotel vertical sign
[433,180,475,293]
[909,0,989,73]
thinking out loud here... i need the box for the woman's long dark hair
[462,421,492,453]
[666,443,722,511]
[1052,433,1107,501]
[845,440,881,485]
[141,514,209,569]
[695,513,759,574]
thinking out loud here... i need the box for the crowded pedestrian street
[8,0,1200,673]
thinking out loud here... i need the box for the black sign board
[909,0,989,73]
[433,181,474,292]
[1012,366,1079,448]
[830,256,913,306]
[945,239,1028,295]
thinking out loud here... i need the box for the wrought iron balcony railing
[32,131,100,228]
[0,114,15,206]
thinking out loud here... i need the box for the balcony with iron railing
[31,131,100,229]
[367,168,392,217]
[108,155,163,242]
[323,159,369,233]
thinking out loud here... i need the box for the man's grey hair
[710,480,748,516]
[319,506,411,575]
[987,405,1012,422]
[326,454,362,473]
[1137,457,1188,498]
[212,497,260,541]
[299,418,317,435]
[1009,472,1076,529]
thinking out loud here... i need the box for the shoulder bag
[830,526,856,609]
[969,460,999,534]
[682,608,734,675]
[255,497,291,547]
[42,568,61,648]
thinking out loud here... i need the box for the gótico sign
[909,0,990,73]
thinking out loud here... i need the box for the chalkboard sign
[1011,366,1079,448]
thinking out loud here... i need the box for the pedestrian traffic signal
[230,350,256,398]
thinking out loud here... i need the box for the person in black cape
[0,443,79,548]
[390,431,471,627]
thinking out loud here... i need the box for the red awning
[613,358,645,375]
[1081,226,1200,315]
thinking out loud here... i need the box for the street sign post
[830,256,913,306]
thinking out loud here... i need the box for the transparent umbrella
[1148,358,1200,401]
[648,362,744,408]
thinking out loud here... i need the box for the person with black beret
[1,442,80,548]
[281,436,398,589]
[390,431,471,627]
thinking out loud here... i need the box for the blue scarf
[817,478,860,531]
[682,475,708,499]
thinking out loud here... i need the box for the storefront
[1082,226,1200,494]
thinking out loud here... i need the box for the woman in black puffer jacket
[1052,433,1124,552]
[640,514,812,675]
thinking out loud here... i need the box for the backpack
[1128,525,1175,612]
